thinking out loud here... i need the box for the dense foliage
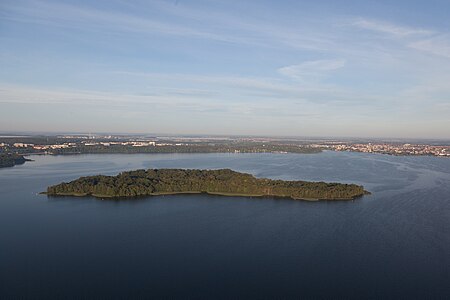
[46,169,368,200]
[0,153,28,168]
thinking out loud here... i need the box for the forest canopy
[46,169,369,201]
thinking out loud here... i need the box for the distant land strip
[2,135,449,157]
[0,153,31,168]
[44,169,369,201]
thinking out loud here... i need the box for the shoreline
[41,190,370,202]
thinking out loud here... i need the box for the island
[0,153,31,168]
[45,169,369,201]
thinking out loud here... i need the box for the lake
[1,151,449,299]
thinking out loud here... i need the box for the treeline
[46,169,368,200]
[0,153,28,168]
[49,144,322,155]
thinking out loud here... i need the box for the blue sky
[1,0,450,138]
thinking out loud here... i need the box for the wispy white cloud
[351,17,450,60]
[0,1,257,45]
[352,18,433,37]
[409,35,450,58]
[0,84,218,108]
[278,59,346,81]
[5,0,435,63]
[113,70,380,106]
[0,0,333,50]
[0,84,318,118]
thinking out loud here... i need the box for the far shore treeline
[0,153,29,168]
[45,169,369,201]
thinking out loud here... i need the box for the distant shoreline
[0,154,32,168]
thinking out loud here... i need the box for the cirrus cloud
[278,59,346,81]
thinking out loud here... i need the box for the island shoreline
[41,190,370,201]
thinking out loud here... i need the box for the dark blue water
[1,152,449,299]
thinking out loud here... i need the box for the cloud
[0,1,256,45]
[409,35,450,58]
[352,18,433,37]
[113,70,371,105]
[350,17,450,61]
[0,84,199,106]
[0,0,329,50]
[278,59,346,81]
[0,84,317,118]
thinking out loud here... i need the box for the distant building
[13,143,34,147]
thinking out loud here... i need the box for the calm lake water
[1,151,449,299]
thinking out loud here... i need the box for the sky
[1,0,450,138]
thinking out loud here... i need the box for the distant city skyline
[1,0,450,138]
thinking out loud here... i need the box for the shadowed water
[1,151,449,299]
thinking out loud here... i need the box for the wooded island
[45,169,369,201]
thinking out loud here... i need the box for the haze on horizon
[1,0,450,139]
